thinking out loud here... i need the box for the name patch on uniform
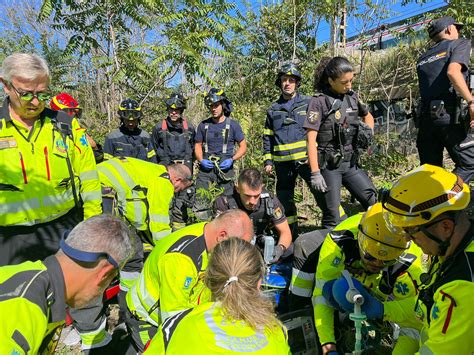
[183,277,193,289]
[0,137,17,149]
[308,111,319,124]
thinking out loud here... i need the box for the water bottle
[263,235,275,264]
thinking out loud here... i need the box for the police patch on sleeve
[308,111,319,124]
[273,206,283,219]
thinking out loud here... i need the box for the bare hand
[264,164,273,176]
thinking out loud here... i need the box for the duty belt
[172,159,185,164]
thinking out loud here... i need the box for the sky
[235,0,447,44]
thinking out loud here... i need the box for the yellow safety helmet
[358,203,410,261]
[381,164,470,229]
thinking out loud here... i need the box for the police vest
[159,118,193,163]
[316,92,359,152]
[329,230,417,297]
[223,191,275,235]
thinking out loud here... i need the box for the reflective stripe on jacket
[146,302,290,354]
[0,256,66,354]
[263,94,310,165]
[126,222,210,328]
[98,157,173,243]
[0,100,102,226]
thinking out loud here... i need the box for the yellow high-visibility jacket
[145,302,290,355]
[0,101,102,226]
[0,256,66,354]
[98,157,174,244]
[384,235,474,354]
[126,222,210,331]
[312,214,423,350]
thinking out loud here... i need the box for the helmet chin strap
[420,217,456,257]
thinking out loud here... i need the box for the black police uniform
[194,117,244,195]
[104,126,157,163]
[214,188,287,236]
[416,38,474,183]
[305,89,377,228]
[264,93,318,239]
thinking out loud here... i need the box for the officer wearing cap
[0,215,135,354]
[264,63,321,239]
[194,88,246,219]
[104,98,157,163]
[153,93,196,230]
[416,16,474,183]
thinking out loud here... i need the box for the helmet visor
[357,224,410,261]
[119,110,142,120]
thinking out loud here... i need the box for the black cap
[428,16,464,39]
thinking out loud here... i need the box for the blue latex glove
[219,158,233,170]
[322,280,342,311]
[332,276,384,320]
[200,159,214,170]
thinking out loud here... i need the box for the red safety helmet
[51,93,82,118]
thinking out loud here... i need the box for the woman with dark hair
[145,237,290,354]
[304,56,377,228]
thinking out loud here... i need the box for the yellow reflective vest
[384,235,474,354]
[126,222,210,330]
[97,157,174,243]
[145,302,290,354]
[0,256,66,354]
[0,101,102,226]
[312,214,423,348]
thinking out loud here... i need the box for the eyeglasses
[9,82,51,102]
[361,250,398,266]
[118,110,142,119]
[60,235,120,269]
[402,218,452,238]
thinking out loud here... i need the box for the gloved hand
[270,244,285,264]
[310,171,328,193]
[332,276,384,320]
[200,159,214,170]
[322,279,342,311]
[219,158,233,170]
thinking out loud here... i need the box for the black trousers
[274,161,319,239]
[317,161,377,228]
[0,207,83,266]
[417,123,474,183]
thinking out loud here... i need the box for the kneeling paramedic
[124,210,254,352]
[313,203,423,355]
[372,164,474,354]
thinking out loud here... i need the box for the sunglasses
[361,250,398,266]
[60,233,120,269]
[10,82,51,102]
[402,218,452,238]
[63,108,82,119]
[118,110,142,119]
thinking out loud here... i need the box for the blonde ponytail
[205,237,281,331]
